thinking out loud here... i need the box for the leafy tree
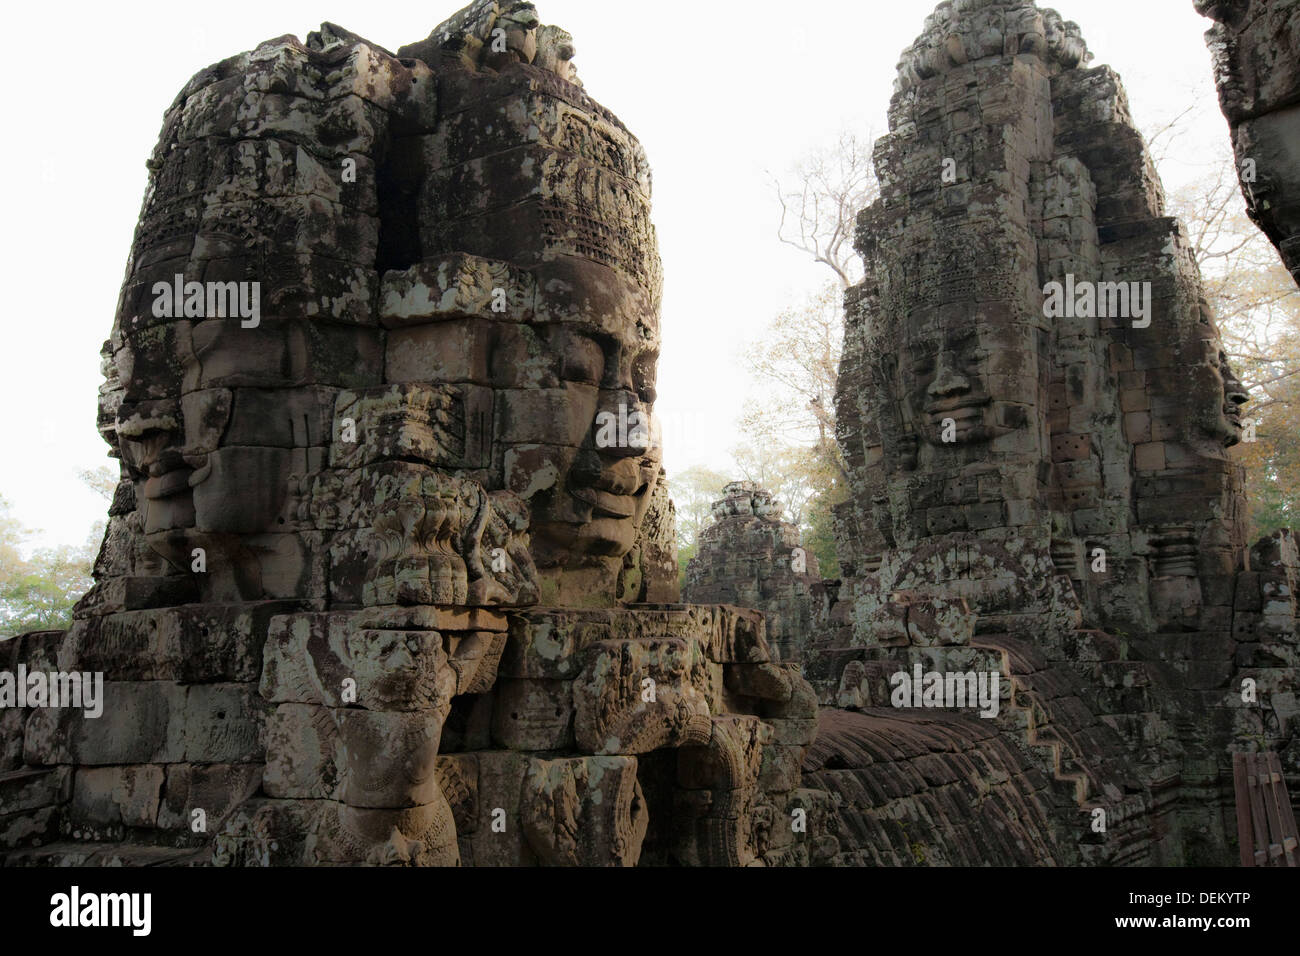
[0,539,98,636]
[740,283,846,462]
[0,471,109,637]
[730,133,880,576]
[78,465,118,502]
[0,494,27,584]
[664,465,732,588]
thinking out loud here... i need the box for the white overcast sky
[0,0,1231,551]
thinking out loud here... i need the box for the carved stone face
[1043,10,1064,50]
[903,326,990,445]
[378,258,662,569]
[1191,347,1250,446]
[108,313,351,602]
[1219,350,1250,440]
[899,319,1034,447]
[105,21,661,603]
[496,313,662,564]
[113,327,194,540]
[113,318,343,540]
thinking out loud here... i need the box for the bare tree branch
[770,131,879,289]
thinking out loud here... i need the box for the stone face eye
[905,339,939,376]
[555,331,605,385]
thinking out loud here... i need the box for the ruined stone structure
[2,0,1295,869]
[682,482,822,662]
[0,2,818,867]
[1197,0,1300,287]
[808,0,1298,865]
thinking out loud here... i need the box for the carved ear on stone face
[874,353,919,473]
[535,24,579,84]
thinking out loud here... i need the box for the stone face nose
[927,353,970,400]
[592,390,656,459]
[1224,368,1250,404]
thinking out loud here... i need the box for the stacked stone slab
[808,0,1298,866]
[682,482,823,662]
[0,3,819,867]
[803,708,1068,866]
[1196,0,1300,287]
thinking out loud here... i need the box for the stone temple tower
[682,481,822,663]
[0,1,820,868]
[813,0,1298,863]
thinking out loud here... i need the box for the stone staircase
[972,633,1159,865]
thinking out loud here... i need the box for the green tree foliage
[0,468,113,638]
[730,437,846,578]
[734,281,850,576]
[665,465,732,588]
[0,541,97,636]
[744,132,877,577]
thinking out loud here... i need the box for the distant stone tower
[682,481,822,662]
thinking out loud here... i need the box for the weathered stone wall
[1196,0,1300,808]
[1196,0,1300,287]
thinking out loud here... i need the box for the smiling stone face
[115,321,349,536]
[513,318,662,564]
[392,31,664,602]
[1210,347,1251,446]
[90,5,667,611]
[105,304,382,604]
[903,326,992,445]
[1219,351,1250,440]
[382,266,663,569]
[899,316,1036,449]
